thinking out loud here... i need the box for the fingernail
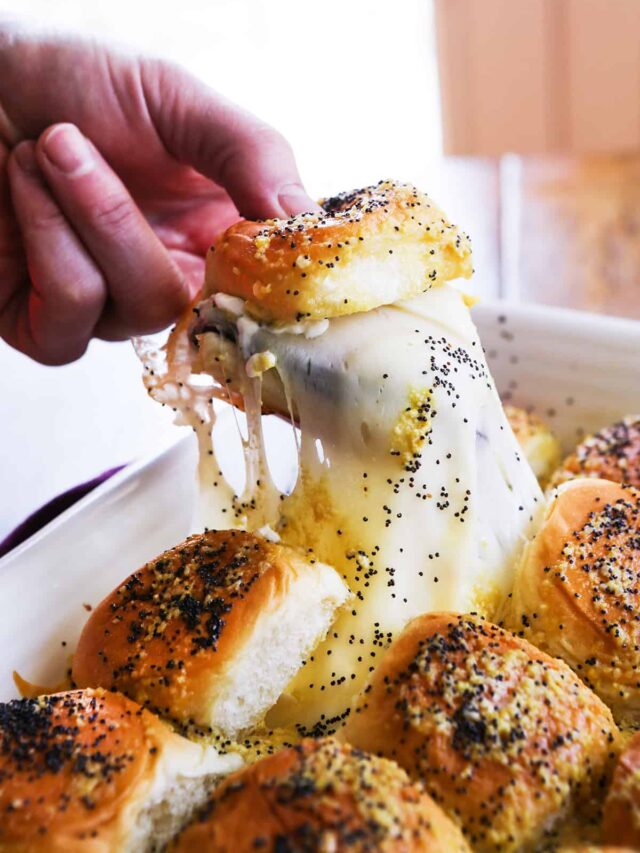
[278,184,322,216]
[42,124,94,176]
[13,142,40,175]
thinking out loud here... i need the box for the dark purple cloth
[0,466,126,559]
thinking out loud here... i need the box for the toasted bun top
[549,416,640,490]
[72,530,337,725]
[205,180,472,323]
[505,478,640,720]
[342,612,618,852]
[0,688,165,848]
[603,730,640,847]
[172,737,470,852]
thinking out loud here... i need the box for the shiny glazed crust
[504,478,640,722]
[205,180,472,322]
[0,688,171,850]
[341,612,618,852]
[171,738,470,852]
[548,416,640,490]
[72,530,345,732]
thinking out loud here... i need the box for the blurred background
[2,0,639,538]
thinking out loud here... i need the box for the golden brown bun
[504,404,562,487]
[205,180,472,323]
[341,612,618,853]
[172,737,470,852]
[72,530,349,737]
[0,687,239,851]
[549,416,640,490]
[603,730,640,847]
[504,478,640,723]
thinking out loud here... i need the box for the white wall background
[0,0,443,537]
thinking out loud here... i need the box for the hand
[0,23,318,364]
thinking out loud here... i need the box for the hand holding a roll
[0,21,318,365]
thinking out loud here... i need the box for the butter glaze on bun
[72,530,350,737]
[0,688,240,852]
[205,180,472,323]
[549,416,640,490]
[602,730,640,847]
[504,478,640,723]
[172,737,470,852]
[341,613,618,852]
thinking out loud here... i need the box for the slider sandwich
[0,688,240,851]
[73,530,350,737]
[171,738,471,852]
[504,478,640,724]
[139,180,545,735]
[342,612,619,852]
[548,415,640,491]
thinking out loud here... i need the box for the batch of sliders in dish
[2,182,640,852]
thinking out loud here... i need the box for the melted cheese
[134,318,236,527]
[138,285,544,736]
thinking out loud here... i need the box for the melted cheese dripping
[134,311,280,531]
[138,286,544,735]
[134,314,234,527]
[235,286,543,733]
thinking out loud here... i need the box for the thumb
[140,58,320,220]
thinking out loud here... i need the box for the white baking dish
[1,300,639,700]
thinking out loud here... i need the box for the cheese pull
[194,285,544,734]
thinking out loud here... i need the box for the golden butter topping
[191,738,468,851]
[351,615,618,851]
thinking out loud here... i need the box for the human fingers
[36,123,196,339]
[0,137,26,343]
[6,140,106,364]
[140,59,321,220]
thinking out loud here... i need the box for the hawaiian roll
[0,687,240,851]
[171,737,470,852]
[504,478,640,724]
[72,530,350,737]
[548,416,640,490]
[205,180,473,323]
[341,612,618,853]
[504,405,562,487]
[602,730,640,847]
